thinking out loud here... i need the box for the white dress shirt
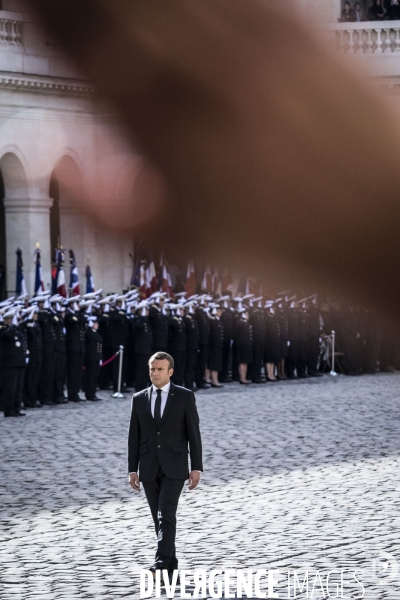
[151,382,170,418]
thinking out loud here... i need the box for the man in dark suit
[128,351,202,579]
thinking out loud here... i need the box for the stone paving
[1,373,400,599]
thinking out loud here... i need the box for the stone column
[3,197,53,296]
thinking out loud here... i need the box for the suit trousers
[143,466,185,571]
[1,367,24,416]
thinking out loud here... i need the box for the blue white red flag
[85,264,95,294]
[69,249,80,295]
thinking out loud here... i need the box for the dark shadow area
[0,170,6,300]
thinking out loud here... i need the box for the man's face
[149,359,174,388]
[3,317,12,326]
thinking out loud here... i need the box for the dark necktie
[154,389,162,428]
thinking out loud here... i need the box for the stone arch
[0,151,29,201]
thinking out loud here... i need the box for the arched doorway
[0,170,6,300]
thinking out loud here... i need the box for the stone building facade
[0,0,138,296]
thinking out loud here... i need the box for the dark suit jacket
[128,382,203,482]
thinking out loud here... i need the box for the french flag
[185,261,196,295]
[85,264,95,294]
[69,249,80,295]
[55,248,66,298]
[34,246,45,295]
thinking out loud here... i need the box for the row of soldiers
[0,289,396,417]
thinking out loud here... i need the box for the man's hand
[188,471,201,490]
[129,473,140,492]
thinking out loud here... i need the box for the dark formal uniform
[128,382,202,572]
[126,313,137,388]
[183,314,199,390]
[24,318,43,407]
[307,305,321,376]
[264,312,281,364]
[286,307,300,378]
[52,312,67,403]
[168,316,186,386]
[37,309,56,405]
[208,317,224,372]
[235,317,253,364]
[134,315,153,391]
[1,324,26,416]
[195,307,210,387]
[85,327,103,400]
[110,307,129,392]
[65,310,85,401]
[98,311,113,389]
[149,304,169,352]
[297,309,309,377]
[276,305,289,360]
[220,308,233,381]
[249,308,265,382]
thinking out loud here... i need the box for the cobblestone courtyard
[1,374,400,599]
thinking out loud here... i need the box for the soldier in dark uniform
[85,318,103,401]
[286,297,300,379]
[275,297,289,380]
[98,298,113,390]
[264,302,281,381]
[183,301,199,391]
[235,307,253,384]
[249,297,265,383]
[110,296,129,393]
[195,297,211,388]
[23,307,43,408]
[208,304,224,387]
[65,297,85,402]
[1,310,26,417]
[37,296,56,405]
[125,304,137,389]
[168,304,187,386]
[219,295,233,383]
[134,301,153,391]
[51,297,68,404]
[149,293,169,353]
[307,296,323,377]
[297,299,310,378]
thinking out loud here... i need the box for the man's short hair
[148,352,174,370]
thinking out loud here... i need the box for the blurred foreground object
[29,0,400,323]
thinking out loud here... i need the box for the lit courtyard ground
[1,373,400,599]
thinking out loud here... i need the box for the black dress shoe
[197,383,210,389]
[239,379,252,384]
[17,411,26,416]
[35,401,44,408]
[5,411,20,417]
[69,396,81,403]
[211,383,224,388]
[87,397,101,401]
[266,377,278,382]
[41,400,55,406]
